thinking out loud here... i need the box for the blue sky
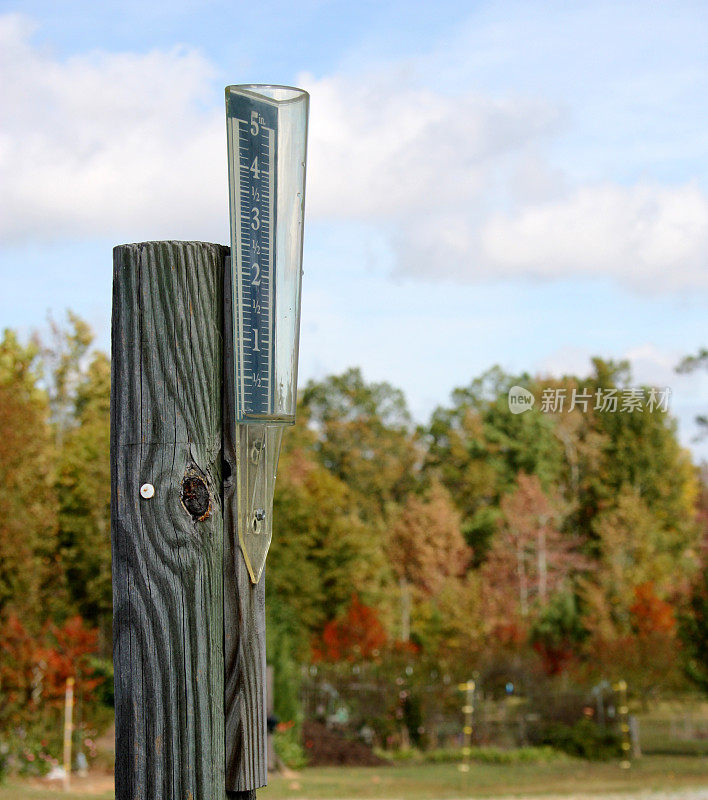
[1,0,707,458]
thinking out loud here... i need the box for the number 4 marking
[250,156,260,180]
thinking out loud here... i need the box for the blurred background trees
[1,312,706,772]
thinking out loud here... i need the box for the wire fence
[300,663,708,756]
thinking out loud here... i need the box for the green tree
[0,330,60,623]
[585,358,698,547]
[531,590,586,675]
[300,368,419,518]
[681,564,708,692]
[269,440,390,655]
[36,312,93,443]
[590,487,684,626]
[426,367,564,560]
[33,313,113,652]
[266,596,303,726]
[414,573,485,667]
[56,352,112,653]
[677,348,708,438]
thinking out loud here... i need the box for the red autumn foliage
[312,594,387,662]
[490,620,528,648]
[0,613,103,728]
[533,639,576,676]
[0,614,39,717]
[391,638,420,656]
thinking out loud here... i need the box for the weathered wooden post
[111,241,228,800]
[111,84,308,800]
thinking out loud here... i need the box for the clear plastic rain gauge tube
[226,84,308,583]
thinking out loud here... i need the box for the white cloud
[300,70,560,219]
[538,343,686,388]
[300,70,708,293]
[479,183,708,291]
[1,14,707,295]
[0,14,226,243]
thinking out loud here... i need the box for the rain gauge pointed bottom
[236,423,283,583]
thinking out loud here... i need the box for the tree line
[1,313,707,768]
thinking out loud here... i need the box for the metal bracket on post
[235,422,283,584]
[223,264,269,794]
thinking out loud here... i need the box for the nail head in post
[140,483,155,499]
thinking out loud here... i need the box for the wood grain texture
[223,259,269,792]
[111,241,228,800]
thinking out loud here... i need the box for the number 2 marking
[251,262,261,286]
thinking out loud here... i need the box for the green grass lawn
[260,756,708,799]
[3,756,707,800]
[0,782,113,800]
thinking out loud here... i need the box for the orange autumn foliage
[630,582,676,637]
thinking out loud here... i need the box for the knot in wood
[180,476,211,522]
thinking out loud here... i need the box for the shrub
[1,730,59,777]
[539,719,620,760]
[0,742,7,784]
[381,745,564,764]
[273,727,308,770]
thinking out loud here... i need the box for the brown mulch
[302,720,388,767]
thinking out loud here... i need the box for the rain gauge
[225,84,309,583]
